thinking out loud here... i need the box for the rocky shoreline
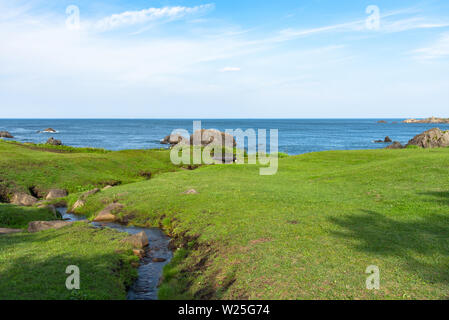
[403,116,449,124]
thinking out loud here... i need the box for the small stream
[58,207,173,300]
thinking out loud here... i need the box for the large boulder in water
[0,131,13,138]
[46,137,62,146]
[190,129,236,148]
[406,128,449,148]
[11,193,38,206]
[42,128,57,133]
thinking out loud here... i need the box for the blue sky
[0,0,448,118]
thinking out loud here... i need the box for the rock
[0,228,22,234]
[377,120,387,124]
[46,137,62,146]
[0,131,13,138]
[80,188,100,200]
[403,117,449,124]
[93,203,123,222]
[160,134,189,145]
[45,189,67,200]
[384,136,392,143]
[374,140,384,143]
[42,128,57,133]
[152,257,167,263]
[102,185,113,191]
[123,231,149,248]
[11,193,38,206]
[190,129,236,148]
[27,220,73,233]
[385,141,404,149]
[133,249,145,258]
[69,199,85,212]
[406,128,449,148]
[183,189,198,194]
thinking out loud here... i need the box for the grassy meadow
[0,140,449,299]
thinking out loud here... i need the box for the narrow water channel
[58,207,173,300]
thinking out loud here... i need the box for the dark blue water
[1,119,448,155]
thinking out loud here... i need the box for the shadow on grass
[0,228,136,300]
[329,209,449,285]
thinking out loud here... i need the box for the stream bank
[58,207,172,300]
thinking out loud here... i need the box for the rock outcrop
[122,231,149,248]
[385,141,404,149]
[43,128,57,133]
[11,193,38,206]
[190,129,236,148]
[93,203,123,222]
[406,128,449,148]
[161,129,236,148]
[374,136,392,143]
[45,189,67,200]
[160,134,189,146]
[377,120,387,124]
[46,137,62,146]
[28,220,73,233]
[0,131,13,138]
[403,117,449,124]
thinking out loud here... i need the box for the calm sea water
[1,119,448,155]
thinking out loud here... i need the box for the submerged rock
[45,189,67,200]
[28,220,73,233]
[0,131,13,138]
[406,128,449,148]
[93,203,123,222]
[11,193,38,206]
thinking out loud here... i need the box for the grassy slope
[0,203,56,228]
[79,148,449,300]
[0,222,138,300]
[0,141,178,198]
[1,141,449,300]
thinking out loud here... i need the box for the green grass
[79,147,449,300]
[0,140,179,200]
[0,222,138,300]
[1,140,449,300]
[0,203,57,229]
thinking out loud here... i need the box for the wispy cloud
[95,4,214,31]
[413,32,449,60]
[220,67,241,72]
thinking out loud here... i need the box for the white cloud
[95,4,214,31]
[220,67,241,72]
[413,33,449,60]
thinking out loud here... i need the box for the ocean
[0,119,447,155]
